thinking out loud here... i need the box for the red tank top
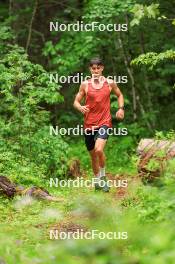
[84,79,112,130]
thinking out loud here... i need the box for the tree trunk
[137,139,175,181]
[116,33,137,121]
[25,0,38,53]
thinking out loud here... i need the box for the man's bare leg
[94,138,109,192]
[94,138,107,168]
[89,149,100,176]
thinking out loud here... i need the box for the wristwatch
[118,106,125,110]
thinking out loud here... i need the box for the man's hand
[116,109,124,121]
[78,105,90,114]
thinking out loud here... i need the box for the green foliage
[83,0,136,19]
[43,0,136,76]
[131,50,175,69]
[130,3,160,27]
[0,25,69,181]
[1,166,175,263]
[0,1,175,263]
[155,130,175,140]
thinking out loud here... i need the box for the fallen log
[0,175,16,198]
[137,139,175,181]
[0,175,64,202]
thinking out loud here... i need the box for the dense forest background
[0,0,174,179]
[0,1,175,263]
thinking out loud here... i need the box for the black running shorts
[84,125,110,151]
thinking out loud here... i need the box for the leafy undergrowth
[0,136,175,264]
[0,177,175,264]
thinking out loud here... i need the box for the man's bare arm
[110,81,124,120]
[73,82,90,114]
[110,81,124,108]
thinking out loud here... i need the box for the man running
[73,58,124,191]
